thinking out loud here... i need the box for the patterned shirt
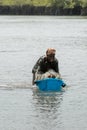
[32,55,59,74]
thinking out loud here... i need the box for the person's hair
[46,48,56,55]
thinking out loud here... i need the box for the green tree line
[0,0,87,8]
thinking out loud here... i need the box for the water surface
[0,16,87,130]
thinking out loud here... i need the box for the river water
[0,16,87,130]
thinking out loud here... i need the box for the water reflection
[32,90,64,130]
[33,91,63,107]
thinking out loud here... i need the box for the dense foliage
[0,0,87,8]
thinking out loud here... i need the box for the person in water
[32,48,61,85]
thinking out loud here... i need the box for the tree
[49,0,65,7]
[64,0,75,8]
[80,0,87,7]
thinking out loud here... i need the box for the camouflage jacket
[32,55,59,74]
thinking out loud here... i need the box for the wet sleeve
[32,57,42,73]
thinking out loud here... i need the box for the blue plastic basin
[35,78,66,91]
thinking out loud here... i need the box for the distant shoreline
[0,5,87,15]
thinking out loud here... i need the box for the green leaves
[0,0,87,7]
[64,0,75,8]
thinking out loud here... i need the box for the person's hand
[48,74,52,78]
[48,74,55,78]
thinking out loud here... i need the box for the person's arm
[55,59,62,79]
[32,60,39,85]
[32,73,35,85]
[32,57,42,85]
[32,58,41,74]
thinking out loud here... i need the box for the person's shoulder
[39,55,45,60]
[40,55,45,59]
[38,55,46,62]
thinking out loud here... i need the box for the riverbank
[0,5,87,15]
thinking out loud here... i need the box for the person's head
[46,48,56,62]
